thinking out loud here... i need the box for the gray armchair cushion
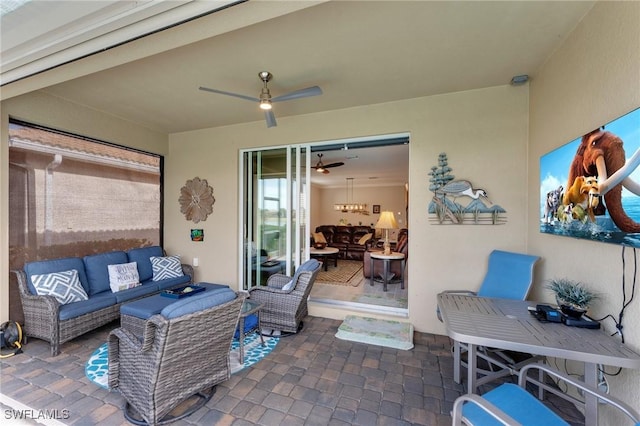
[282,259,320,291]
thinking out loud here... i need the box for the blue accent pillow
[234,313,258,339]
[31,269,89,304]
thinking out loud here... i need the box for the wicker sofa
[13,246,193,356]
[108,288,244,425]
[313,225,375,260]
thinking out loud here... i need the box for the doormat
[86,333,279,389]
[352,294,408,309]
[335,315,414,350]
[316,260,363,286]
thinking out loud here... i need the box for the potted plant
[545,278,598,318]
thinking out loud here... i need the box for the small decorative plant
[545,278,598,317]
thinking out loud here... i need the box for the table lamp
[375,211,398,255]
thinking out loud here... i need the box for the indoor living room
[306,141,409,315]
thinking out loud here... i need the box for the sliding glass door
[240,146,308,290]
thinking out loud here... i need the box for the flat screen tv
[540,107,640,247]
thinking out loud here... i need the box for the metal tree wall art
[428,153,506,224]
[179,177,215,223]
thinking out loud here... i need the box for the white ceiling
[1,0,595,187]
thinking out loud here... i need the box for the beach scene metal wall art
[428,153,506,225]
[540,107,640,248]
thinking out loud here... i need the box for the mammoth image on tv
[540,107,640,247]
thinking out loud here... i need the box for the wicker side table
[238,299,265,364]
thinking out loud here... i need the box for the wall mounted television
[540,107,640,248]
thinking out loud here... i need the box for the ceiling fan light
[259,99,272,110]
[316,167,325,173]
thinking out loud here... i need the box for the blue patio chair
[438,249,541,387]
[452,362,640,426]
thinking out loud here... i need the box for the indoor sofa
[313,225,375,260]
[13,245,193,356]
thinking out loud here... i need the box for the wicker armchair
[248,259,321,334]
[108,291,244,425]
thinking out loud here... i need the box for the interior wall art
[428,153,506,225]
[540,107,640,248]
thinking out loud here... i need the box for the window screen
[8,120,162,271]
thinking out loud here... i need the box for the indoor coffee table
[369,251,405,291]
[238,299,265,364]
[309,246,339,271]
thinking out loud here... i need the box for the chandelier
[334,178,369,215]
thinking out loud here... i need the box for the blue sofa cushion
[127,246,163,282]
[113,282,159,304]
[161,288,237,319]
[24,257,89,295]
[83,251,128,296]
[151,275,191,291]
[59,291,117,321]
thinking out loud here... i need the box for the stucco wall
[165,84,530,335]
[528,1,640,421]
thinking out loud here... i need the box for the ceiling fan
[199,71,322,128]
[313,153,344,174]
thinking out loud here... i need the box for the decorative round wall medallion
[179,177,215,223]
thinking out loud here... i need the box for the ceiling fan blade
[265,110,277,128]
[272,86,322,103]
[323,162,345,168]
[199,86,259,103]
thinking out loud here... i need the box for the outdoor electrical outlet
[193,257,199,267]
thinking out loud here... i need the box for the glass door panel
[240,146,309,291]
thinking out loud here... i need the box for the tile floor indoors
[309,261,409,315]
[0,316,585,426]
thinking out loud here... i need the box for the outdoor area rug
[335,315,414,350]
[86,333,279,389]
[316,260,363,286]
